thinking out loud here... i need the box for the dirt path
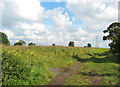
[48,62,81,85]
[90,76,103,85]
[48,62,104,85]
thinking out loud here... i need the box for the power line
[95,36,99,48]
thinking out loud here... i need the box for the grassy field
[65,48,119,85]
[1,46,119,85]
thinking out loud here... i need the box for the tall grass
[2,46,81,85]
[2,46,118,85]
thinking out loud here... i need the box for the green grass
[65,48,119,85]
[2,46,79,85]
[1,46,119,85]
[65,74,90,85]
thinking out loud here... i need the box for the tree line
[0,32,92,47]
[0,22,120,55]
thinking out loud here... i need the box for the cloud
[15,0,44,21]
[66,1,117,32]
[0,2,3,29]
[65,1,118,47]
[2,0,44,28]
[1,0,47,45]
[45,7,73,32]
[1,1,118,47]
[2,29,15,39]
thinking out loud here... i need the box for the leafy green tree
[68,41,74,46]
[52,43,55,46]
[14,40,26,46]
[28,43,36,46]
[0,32,10,45]
[103,22,120,54]
[87,43,91,47]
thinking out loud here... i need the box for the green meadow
[1,46,120,85]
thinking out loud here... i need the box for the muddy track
[90,76,103,85]
[48,62,104,85]
[48,62,81,85]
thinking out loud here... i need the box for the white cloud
[15,0,44,21]
[73,28,88,36]
[45,7,73,31]
[2,29,15,39]
[66,1,118,32]
[1,0,48,45]
[2,0,44,28]
[65,1,118,47]
[2,29,24,40]
[1,1,117,47]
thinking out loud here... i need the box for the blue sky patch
[41,2,66,10]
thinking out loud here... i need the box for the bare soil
[48,62,104,85]
[48,62,81,85]
[90,76,103,85]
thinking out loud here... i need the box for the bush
[87,43,91,47]
[52,43,55,46]
[68,41,74,46]
[14,40,26,46]
[28,43,36,46]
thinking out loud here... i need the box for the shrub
[52,43,55,46]
[87,43,91,47]
[28,43,36,46]
[14,40,26,46]
[68,41,74,46]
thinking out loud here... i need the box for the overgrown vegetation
[68,41,74,46]
[87,43,91,47]
[52,43,55,46]
[2,46,119,85]
[2,46,78,85]
[14,40,26,46]
[65,48,119,85]
[0,32,10,45]
[28,43,36,46]
[103,22,120,55]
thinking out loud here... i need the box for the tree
[87,43,91,47]
[28,43,36,46]
[14,40,26,46]
[103,22,120,54]
[52,43,55,46]
[68,41,74,46]
[0,32,10,45]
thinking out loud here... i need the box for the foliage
[0,32,10,45]
[2,46,119,85]
[65,48,119,85]
[68,41,74,46]
[103,22,120,54]
[2,46,79,85]
[52,43,55,46]
[87,43,91,47]
[65,74,90,85]
[14,40,26,46]
[28,43,36,46]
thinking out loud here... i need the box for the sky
[0,0,119,47]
